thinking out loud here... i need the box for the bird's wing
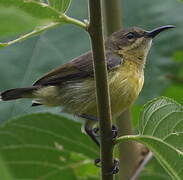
[33,51,123,86]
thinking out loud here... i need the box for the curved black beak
[145,25,175,38]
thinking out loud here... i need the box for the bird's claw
[94,158,119,175]
[92,124,118,140]
[94,158,101,167]
[112,125,118,139]
[108,159,119,175]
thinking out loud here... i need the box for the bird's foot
[81,114,118,146]
[111,124,118,139]
[92,124,118,139]
[94,158,101,167]
[109,159,120,175]
[94,158,119,175]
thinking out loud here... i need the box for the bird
[0,25,175,145]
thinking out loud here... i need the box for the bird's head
[107,25,175,63]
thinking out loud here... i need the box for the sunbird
[0,25,175,145]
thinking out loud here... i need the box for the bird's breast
[109,60,144,117]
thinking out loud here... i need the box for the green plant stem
[88,0,114,180]
[101,0,141,179]
[0,15,87,48]
[62,15,87,30]
[0,22,59,47]
[115,134,139,143]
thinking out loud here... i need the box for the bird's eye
[126,33,135,39]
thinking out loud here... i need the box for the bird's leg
[80,114,118,146]
[80,114,100,147]
[84,122,100,147]
[80,114,119,175]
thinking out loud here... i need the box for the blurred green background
[0,0,183,123]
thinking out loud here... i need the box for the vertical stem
[101,1,141,179]
[88,0,114,180]
[102,0,122,35]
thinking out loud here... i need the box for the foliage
[0,97,182,179]
[49,0,72,12]
[0,113,99,179]
[0,155,13,180]
[117,97,183,180]
[0,0,84,47]
[0,0,183,122]
[0,0,183,179]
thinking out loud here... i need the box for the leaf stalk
[61,15,88,30]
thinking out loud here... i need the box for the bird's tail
[0,86,39,101]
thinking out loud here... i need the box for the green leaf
[0,0,86,48]
[48,0,72,13]
[0,113,99,179]
[139,97,183,179]
[116,97,183,180]
[0,155,13,180]
[140,136,182,180]
[0,0,61,36]
[139,97,183,143]
[117,135,183,180]
[0,0,62,46]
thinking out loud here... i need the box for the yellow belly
[109,64,144,117]
[79,60,144,117]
